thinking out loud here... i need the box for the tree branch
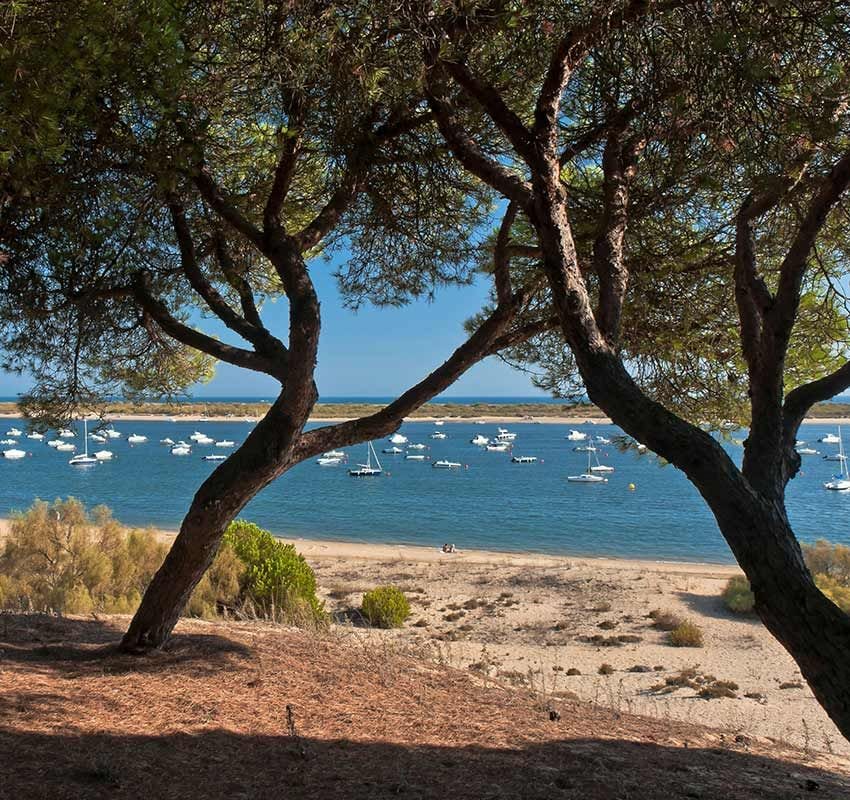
[132,272,286,380]
[440,59,535,162]
[783,360,850,442]
[192,169,264,249]
[424,67,531,203]
[493,202,518,304]
[263,92,306,229]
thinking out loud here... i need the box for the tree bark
[120,395,302,651]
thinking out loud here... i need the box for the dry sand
[2,516,843,756]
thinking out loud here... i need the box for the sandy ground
[2,516,843,757]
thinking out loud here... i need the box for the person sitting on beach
[441,543,456,554]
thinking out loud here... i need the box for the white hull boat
[382,446,404,454]
[470,435,489,446]
[821,433,841,444]
[430,432,447,439]
[797,447,819,455]
[94,450,113,461]
[6,428,22,437]
[171,445,191,456]
[203,454,227,461]
[215,440,235,448]
[573,444,596,452]
[824,427,850,490]
[568,449,608,483]
[408,443,427,450]
[90,434,107,443]
[486,443,509,452]
[2,449,26,459]
[350,441,383,476]
[58,429,75,438]
[388,433,408,445]
[69,420,98,466]
[160,438,175,445]
[323,450,345,459]
[105,428,121,439]
[566,430,587,441]
[433,460,461,469]
[317,456,343,466]
[406,454,426,461]
[56,443,75,452]
[511,456,537,463]
[27,432,44,440]
[434,420,444,426]
[0,439,17,445]
[127,434,147,443]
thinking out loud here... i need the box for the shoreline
[2,410,848,425]
[0,516,739,575]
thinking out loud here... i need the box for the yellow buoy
[628,483,636,491]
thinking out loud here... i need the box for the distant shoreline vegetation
[1,399,849,419]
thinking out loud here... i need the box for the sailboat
[69,420,98,467]
[590,450,615,474]
[568,448,607,483]
[349,441,382,477]
[824,427,850,491]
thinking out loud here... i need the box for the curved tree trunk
[121,395,301,651]
[575,348,850,739]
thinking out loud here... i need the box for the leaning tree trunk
[576,348,850,740]
[121,396,302,651]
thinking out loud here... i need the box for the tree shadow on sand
[0,612,250,676]
[0,727,847,800]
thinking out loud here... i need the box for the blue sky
[0,258,548,399]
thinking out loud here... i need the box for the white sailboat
[432,460,461,469]
[69,420,98,467]
[349,441,382,476]
[568,448,608,483]
[2,448,26,460]
[824,428,850,491]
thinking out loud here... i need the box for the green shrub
[668,620,704,648]
[223,520,324,624]
[722,576,755,613]
[361,585,410,628]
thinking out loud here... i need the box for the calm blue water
[1,418,848,564]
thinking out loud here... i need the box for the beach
[2,517,840,755]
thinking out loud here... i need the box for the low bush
[722,576,755,614]
[361,585,410,628]
[802,540,850,613]
[0,498,168,615]
[668,620,704,647]
[0,501,323,627]
[648,609,683,631]
[222,520,325,625]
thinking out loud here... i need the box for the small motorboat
[171,445,192,456]
[6,428,22,437]
[0,439,16,445]
[26,432,44,440]
[824,453,847,462]
[573,444,596,452]
[2,449,27,459]
[160,438,175,445]
[58,428,75,438]
[388,433,408,445]
[94,450,114,460]
[434,420,445,426]
[46,440,61,448]
[566,430,587,441]
[317,456,342,466]
[104,427,122,438]
[215,440,235,448]
[430,432,447,439]
[203,454,227,461]
[405,454,427,461]
[323,450,345,458]
[127,434,148,443]
[820,433,841,444]
[408,443,427,450]
[511,455,537,463]
[189,431,206,441]
[195,435,214,445]
[432,460,461,469]
[797,447,819,455]
[90,434,107,443]
[486,443,510,452]
[382,446,404,454]
[595,436,611,444]
[470,434,489,446]
[56,443,75,452]
[496,427,516,441]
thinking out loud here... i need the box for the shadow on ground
[674,591,762,624]
[0,728,845,800]
[0,612,250,676]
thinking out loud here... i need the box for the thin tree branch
[132,272,286,380]
[263,92,306,229]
